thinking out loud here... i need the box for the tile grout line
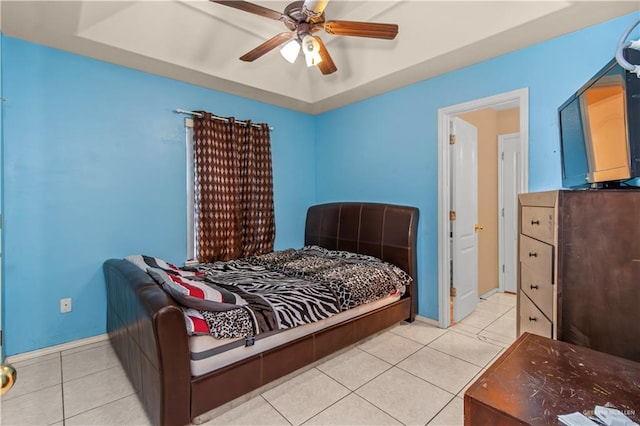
[59,346,138,423]
[317,360,393,395]
[353,338,463,413]
[59,351,66,426]
[312,341,457,425]
[391,328,511,396]
[59,345,121,384]
[446,326,511,349]
[455,305,515,340]
[479,305,515,332]
[63,394,139,424]
[386,324,443,345]
[358,331,434,367]
[392,360,475,397]
[299,388,407,426]
[308,368,410,426]
[450,325,515,348]
[449,324,513,342]
[424,394,459,426]
[259,394,294,426]
[423,331,503,370]
[356,330,487,397]
[303,368,348,425]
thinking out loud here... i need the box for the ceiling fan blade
[210,1,286,21]
[324,21,398,40]
[313,36,337,75]
[239,32,294,62]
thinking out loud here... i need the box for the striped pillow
[125,254,202,277]
[125,255,246,312]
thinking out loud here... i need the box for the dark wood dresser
[464,333,640,425]
[517,189,640,361]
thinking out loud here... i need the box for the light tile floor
[0,293,516,426]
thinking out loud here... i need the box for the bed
[103,202,419,426]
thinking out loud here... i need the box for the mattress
[189,292,401,376]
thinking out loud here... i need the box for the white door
[498,133,522,293]
[451,117,479,322]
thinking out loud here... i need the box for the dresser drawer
[520,263,552,320]
[519,293,552,338]
[519,235,554,283]
[521,206,554,244]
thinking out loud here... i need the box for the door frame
[437,88,529,328]
[498,133,525,293]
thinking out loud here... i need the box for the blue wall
[2,12,639,355]
[315,13,640,320]
[1,37,316,355]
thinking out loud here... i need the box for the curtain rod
[176,108,274,131]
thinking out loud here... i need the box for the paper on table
[558,412,598,426]
[594,406,639,426]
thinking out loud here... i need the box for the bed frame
[104,202,419,426]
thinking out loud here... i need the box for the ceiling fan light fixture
[301,0,329,19]
[302,35,322,67]
[280,39,301,64]
[305,51,322,67]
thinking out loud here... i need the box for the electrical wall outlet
[60,298,72,313]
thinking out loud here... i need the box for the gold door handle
[1,364,17,395]
[475,224,484,231]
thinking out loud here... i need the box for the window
[184,113,275,263]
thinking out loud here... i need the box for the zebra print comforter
[186,245,411,339]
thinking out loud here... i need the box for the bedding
[127,245,411,340]
[188,292,401,376]
[125,254,247,312]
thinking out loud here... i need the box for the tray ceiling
[2,1,638,114]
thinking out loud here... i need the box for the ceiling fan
[210,0,399,75]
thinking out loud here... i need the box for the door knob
[474,224,484,231]
[1,364,17,395]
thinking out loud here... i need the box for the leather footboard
[104,259,191,426]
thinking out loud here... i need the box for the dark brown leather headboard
[305,202,419,319]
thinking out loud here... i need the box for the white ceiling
[2,1,638,114]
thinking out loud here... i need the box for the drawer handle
[528,316,537,322]
[531,220,540,225]
[530,284,539,290]
[528,252,538,257]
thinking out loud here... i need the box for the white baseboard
[6,333,109,364]
[480,287,499,300]
[415,315,440,328]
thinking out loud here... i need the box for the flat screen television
[559,48,640,188]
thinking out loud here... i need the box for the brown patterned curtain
[193,112,275,262]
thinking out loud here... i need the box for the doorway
[499,133,524,293]
[437,88,529,328]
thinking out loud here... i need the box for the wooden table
[464,332,640,425]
